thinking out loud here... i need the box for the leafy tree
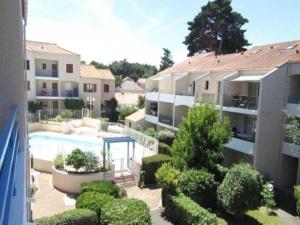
[118,106,138,121]
[159,48,174,71]
[284,117,300,145]
[137,95,145,109]
[64,99,85,110]
[172,104,231,171]
[184,0,249,56]
[90,61,109,69]
[103,98,119,122]
[28,101,42,113]
[66,149,87,171]
[217,163,262,216]
[85,151,100,172]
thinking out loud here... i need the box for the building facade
[0,0,33,224]
[145,41,300,191]
[26,41,115,113]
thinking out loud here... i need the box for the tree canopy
[183,0,249,56]
[159,48,174,71]
[171,104,231,171]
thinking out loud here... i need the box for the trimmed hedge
[80,180,124,198]
[294,185,300,216]
[76,192,114,219]
[101,198,151,225]
[35,208,97,225]
[179,169,217,208]
[142,154,172,184]
[158,142,171,156]
[165,193,218,225]
[158,130,175,146]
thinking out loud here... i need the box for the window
[26,60,30,70]
[205,81,209,90]
[104,84,109,93]
[84,83,97,92]
[42,63,46,70]
[53,101,59,109]
[66,64,73,73]
[42,82,47,88]
[27,81,30,90]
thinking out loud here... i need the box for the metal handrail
[0,105,19,225]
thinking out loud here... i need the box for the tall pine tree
[159,48,174,71]
[184,0,249,56]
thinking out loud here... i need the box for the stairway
[114,174,136,188]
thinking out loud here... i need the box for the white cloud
[26,0,187,66]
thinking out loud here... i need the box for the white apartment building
[26,41,115,113]
[145,40,300,190]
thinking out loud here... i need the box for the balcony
[225,136,255,155]
[159,93,175,103]
[145,114,158,124]
[159,114,173,126]
[287,97,300,117]
[174,95,194,107]
[61,88,79,99]
[35,70,58,79]
[145,91,159,101]
[282,142,300,158]
[36,89,59,100]
[222,95,258,115]
[0,106,27,225]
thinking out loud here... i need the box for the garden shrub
[35,208,97,225]
[261,182,276,212]
[158,129,175,145]
[84,151,100,172]
[179,169,217,208]
[217,163,262,216]
[142,154,172,184]
[53,115,62,122]
[165,193,218,225]
[118,106,138,120]
[158,142,171,156]
[53,154,64,170]
[100,198,151,225]
[80,180,123,198]
[144,127,156,137]
[60,109,73,118]
[28,101,42,113]
[212,164,229,183]
[76,192,114,219]
[65,149,87,171]
[294,185,300,216]
[64,99,85,110]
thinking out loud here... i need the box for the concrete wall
[254,66,288,186]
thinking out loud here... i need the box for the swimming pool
[29,132,145,171]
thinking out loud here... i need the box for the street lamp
[87,96,95,117]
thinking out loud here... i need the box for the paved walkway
[151,208,173,225]
[31,172,75,219]
[277,209,300,225]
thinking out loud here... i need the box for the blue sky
[27,0,300,66]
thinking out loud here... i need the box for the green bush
[165,193,218,225]
[155,163,180,192]
[60,109,73,118]
[144,127,156,137]
[118,106,138,120]
[64,99,85,110]
[261,182,276,212]
[65,149,87,171]
[53,154,64,170]
[142,154,172,184]
[84,151,100,172]
[76,192,114,219]
[217,163,262,216]
[158,142,171,156]
[100,198,151,225]
[81,180,123,198]
[35,208,97,225]
[158,129,175,145]
[53,115,62,122]
[28,101,42,113]
[179,169,217,208]
[294,185,300,216]
[212,164,229,183]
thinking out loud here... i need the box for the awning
[231,75,264,82]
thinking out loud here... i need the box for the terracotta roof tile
[80,64,115,80]
[26,40,79,55]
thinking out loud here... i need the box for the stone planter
[52,167,114,194]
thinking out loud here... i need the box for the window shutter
[84,84,87,92]
[93,84,97,92]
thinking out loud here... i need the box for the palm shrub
[76,192,114,220]
[65,149,87,171]
[179,169,217,208]
[171,104,231,172]
[100,198,151,225]
[217,163,262,217]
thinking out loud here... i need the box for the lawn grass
[218,207,280,225]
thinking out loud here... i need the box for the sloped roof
[125,108,145,122]
[137,78,146,84]
[116,80,144,93]
[26,40,79,55]
[115,93,144,106]
[80,64,115,80]
[161,40,300,73]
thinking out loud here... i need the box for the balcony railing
[61,89,79,98]
[36,70,58,78]
[223,94,257,109]
[146,109,157,116]
[0,106,22,225]
[159,114,173,126]
[175,91,194,96]
[36,89,58,97]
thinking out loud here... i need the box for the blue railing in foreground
[0,106,20,225]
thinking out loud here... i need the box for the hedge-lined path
[126,185,162,210]
[31,171,75,219]
[151,208,174,225]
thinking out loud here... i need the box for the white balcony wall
[175,95,194,107]
[222,106,257,115]
[225,137,255,155]
[146,91,159,101]
[159,93,175,103]
[145,114,158,124]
